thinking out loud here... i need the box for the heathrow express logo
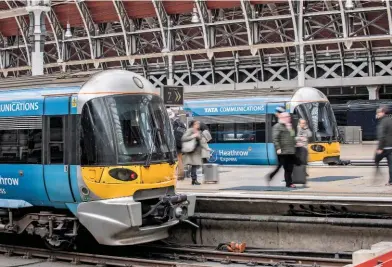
[209,147,252,163]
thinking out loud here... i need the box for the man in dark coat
[168,109,187,180]
[375,106,392,185]
[266,106,286,181]
[272,112,297,188]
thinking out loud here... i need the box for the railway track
[0,244,352,267]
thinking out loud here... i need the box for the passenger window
[48,117,64,164]
[0,129,42,164]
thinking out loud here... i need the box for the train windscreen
[295,102,338,142]
[80,94,176,165]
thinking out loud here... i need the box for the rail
[0,244,351,267]
[139,244,352,267]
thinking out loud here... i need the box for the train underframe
[0,193,195,250]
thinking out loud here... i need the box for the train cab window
[48,117,64,164]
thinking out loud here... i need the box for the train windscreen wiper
[144,127,157,168]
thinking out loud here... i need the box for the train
[0,70,195,250]
[183,87,340,165]
[332,100,392,141]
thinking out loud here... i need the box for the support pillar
[26,1,50,76]
[166,54,174,85]
[297,0,305,88]
[367,85,380,100]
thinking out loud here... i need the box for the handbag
[181,138,197,153]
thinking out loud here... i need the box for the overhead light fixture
[268,56,272,65]
[345,0,354,9]
[325,46,330,57]
[65,22,72,38]
[191,7,200,23]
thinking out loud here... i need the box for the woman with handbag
[181,120,210,185]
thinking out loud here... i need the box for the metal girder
[0,7,29,19]
[338,0,351,49]
[4,0,31,67]
[324,0,345,77]
[112,0,134,59]
[151,0,168,49]
[353,0,374,76]
[386,0,392,42]
[194,0,209,50]
[46,7,63,62]
[74,0,96,63]
[240,0,253,46]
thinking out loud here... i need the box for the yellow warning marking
[72,97,77,108]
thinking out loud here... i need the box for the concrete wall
[170,221,392,253]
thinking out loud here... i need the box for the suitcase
[292,165,307,184]
[203,163,219,183]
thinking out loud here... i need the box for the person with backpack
[167,109,187,180]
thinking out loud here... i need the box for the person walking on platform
[266,106,286,181]
[375,106,392,186]
[295,119,312,177]
[200,123,212,164]
[167,109,187,180]
[272,112,297,188]
[181,120,211,185]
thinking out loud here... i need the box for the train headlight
[109,168,138,181]
[310,145,325,153]
[175,207,184,218]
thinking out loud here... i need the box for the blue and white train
[184,87,340,165]
[0,70,195,250]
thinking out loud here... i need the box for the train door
[43,96,75,203]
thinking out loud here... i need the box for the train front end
[289,87,341,165]
[74,70,196,246]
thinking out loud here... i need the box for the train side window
[0,116,42,164]
[48,117,64,164]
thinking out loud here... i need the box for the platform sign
[162,86,184,106]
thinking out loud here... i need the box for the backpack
[172,119,186,150]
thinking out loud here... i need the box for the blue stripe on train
[207,143,278,165]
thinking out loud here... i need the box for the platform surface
[340,142,377,160]
[177,165,392,197]
[177,143,392,197]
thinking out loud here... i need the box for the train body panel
[0,70,195,248]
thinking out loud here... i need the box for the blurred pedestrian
[272,112,297,188]
[375,106,392,186]
[266,106,286,181]
[295,119,312,177]
[167,109,187,180]
[200,123,212,164]
[181,120,211,185]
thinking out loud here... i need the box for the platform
[177,143,392,197]
[177,165,392,196]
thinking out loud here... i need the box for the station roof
[0,0,390,80]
